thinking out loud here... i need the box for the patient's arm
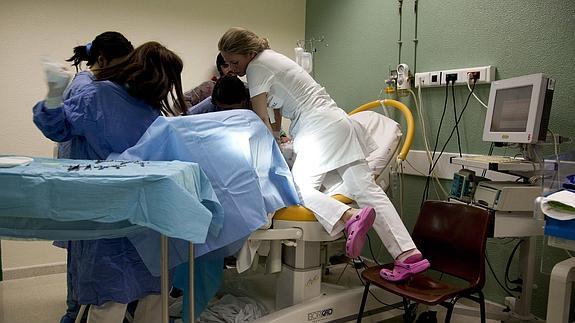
[183,80,215,108]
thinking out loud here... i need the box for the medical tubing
[397,0,403,65]
[349,99,414,161]
[413,0,419,74]
[400,162,405,217]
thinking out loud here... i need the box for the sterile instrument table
[0,157,224,323]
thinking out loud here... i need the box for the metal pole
[188,242,195,322]
[161,234,169,323]
[515,237,535,320]
[0,239,3,281]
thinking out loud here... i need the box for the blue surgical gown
[187,96,221,115]
[54,71,96,247]
[33,80,162,305]
[116,110,300,263]
[58,70,95,159]
[64,71,94,99]
[114,110,301,319]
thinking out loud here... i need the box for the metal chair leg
[402,298,419,323]
[477,291,486,323]
[74,305,87,323]
[357,282,370,323]
[444,298,457,323]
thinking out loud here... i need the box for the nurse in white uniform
[218,27,429,282]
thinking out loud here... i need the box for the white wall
[0,0,306,157]
[0,0,305,275]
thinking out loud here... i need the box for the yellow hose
[349,99,414,161]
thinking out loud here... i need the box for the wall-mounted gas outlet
[396,63,411,90]
[415,65,495,88]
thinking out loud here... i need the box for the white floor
[0,273,67,323]
[0,240,68,322]
[0,263,533,323]
[1,240,66,280]
[0,272,500,323]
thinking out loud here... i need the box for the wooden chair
[357,200,491,323]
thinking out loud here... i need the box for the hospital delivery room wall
[0,0,306,158]
[0,0,305,277]
[306,0,574,319]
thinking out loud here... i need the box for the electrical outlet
[430,72,441,86]
[414,72,429,87]
[415,65,495,88]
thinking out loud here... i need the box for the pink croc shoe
[379,257,430,282]
[345,207,376,258]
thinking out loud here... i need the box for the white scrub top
[247,49,371,176]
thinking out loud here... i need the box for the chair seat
[274,205,318,221]
[273,194,355,222]
[361,264,478,306]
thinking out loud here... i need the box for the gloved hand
[272,130,281,143]
[42,58,71,109]
[272,130,291,144]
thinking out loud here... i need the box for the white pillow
[349,111,402,175]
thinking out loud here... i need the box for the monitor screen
[482,73,553,144]
[490,85,532,133]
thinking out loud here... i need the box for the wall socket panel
[414,65,495,88]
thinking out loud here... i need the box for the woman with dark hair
[215,52,232,77]
[54,31,135,323]
[67,31,134,72]
[58,31,134,159]
[33,41,187,323]
[187,74,250,115]
[183,53,235,108]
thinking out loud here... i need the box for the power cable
[485,250,515,297]
[421,81,451,206]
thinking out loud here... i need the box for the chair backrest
[412,200,490,289]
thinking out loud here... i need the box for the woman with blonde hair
[218,27,429,282]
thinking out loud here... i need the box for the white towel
[541,190,575,220]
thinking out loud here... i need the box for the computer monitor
[482,73,555,144]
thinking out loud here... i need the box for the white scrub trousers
[292,159,416,259]
[85,294,161,323]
